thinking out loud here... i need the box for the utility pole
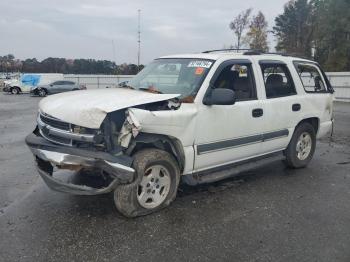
[137,9,141,72]
[112,39,116,64]
[112,40,117,73]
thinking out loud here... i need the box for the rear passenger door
[257,60,301,154]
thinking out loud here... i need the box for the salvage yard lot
[0,94,350,262]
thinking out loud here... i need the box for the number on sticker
[188,61,212,68]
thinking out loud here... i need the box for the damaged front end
[25,91,184,195]
[25,112,135,195]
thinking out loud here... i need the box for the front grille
[40,126,72,145]
[40,114,70,131]
[39,113,72,146]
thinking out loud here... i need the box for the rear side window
[52,81,64,85]
[294,62,327,93]
[260,63,296,98]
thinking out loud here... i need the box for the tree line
[0,55,144,75]
[1,0,349,74]
[229,0,350,71]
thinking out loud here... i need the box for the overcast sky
[0,0,287,64]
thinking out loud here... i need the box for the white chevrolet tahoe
[26,50,334,217]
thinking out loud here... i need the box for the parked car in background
[3,73,64,94]
[30,80,86,97]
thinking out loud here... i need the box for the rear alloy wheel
[114,149,180,217]
[11,87,20,95]
[285,122,316,168]
[38,89,47,97]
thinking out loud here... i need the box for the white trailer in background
[4,73,63,94]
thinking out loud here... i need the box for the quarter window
[260,63,296,98]
[294,63,327,93]
[213,63,256,101]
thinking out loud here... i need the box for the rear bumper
[25,133,135,195]
[317,119,334,139]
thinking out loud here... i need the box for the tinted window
[294,63,327,93]
[261,64,296,98]
[52,81,64,85]
[213,63,256,101]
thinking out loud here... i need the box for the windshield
[127,58,213,98]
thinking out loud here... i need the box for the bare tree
[245,11,269,51]
[229,8,252,49]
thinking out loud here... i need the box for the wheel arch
[296,117,319,134]
[12,86,22,92]
[127,133,186,173]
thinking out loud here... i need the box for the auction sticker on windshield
[188,61,213,68]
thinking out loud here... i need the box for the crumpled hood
[39,88,180,129]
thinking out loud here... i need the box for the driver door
[194,59,265,171]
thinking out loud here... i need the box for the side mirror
[204,88,236,106]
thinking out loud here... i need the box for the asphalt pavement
[0,94,349,262]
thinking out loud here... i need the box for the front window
[127,58,213,99]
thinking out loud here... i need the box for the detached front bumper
[25,133,135,195]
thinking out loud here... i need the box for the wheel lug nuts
[156,185,160,189]
[147,183,150,187]
[152,190,155,194]
[151,178,154,182]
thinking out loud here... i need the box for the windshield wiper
[138,87,163,94]
[118,84,135,90]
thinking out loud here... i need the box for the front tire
[114,149,180,218]
[38,89,47,97]
[285,123,316,168]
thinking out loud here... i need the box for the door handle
[252,108,263,118]
[292,103,301,112]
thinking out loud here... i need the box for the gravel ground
[0,94,349,262]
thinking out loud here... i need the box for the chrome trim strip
[197,129,289,155]
[37,115,95,143]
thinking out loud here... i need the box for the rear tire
[285,123,316,168]
[11,87,20,95]
[114,149,180,218]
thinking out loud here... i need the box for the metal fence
[326,72,350,102]
[63,72,350,102]
[63,75,134,89]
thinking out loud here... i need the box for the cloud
[0,0,287,63]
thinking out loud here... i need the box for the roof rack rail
[202,48,260,54]
[201,49,313,59]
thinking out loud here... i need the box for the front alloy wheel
[137,165,171,209]
[38,89,47,97]
[114,149,180,217]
